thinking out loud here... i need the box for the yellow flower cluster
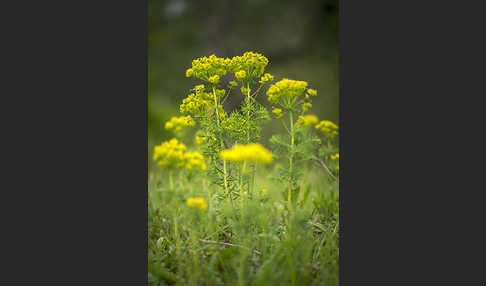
[153,138,187,169]
[185,55,228,82]
[315,120,339,136]
[184,151,207,171]
[306,89,317,97]
[330,153,339,161]
[297,114,319,126]
[195,134,205,145]
[235,70,246,81]
[259,73,274,84]
[227,52,269,78]
[219,143,273,164]
[180,85,212,114]
[186,197,208,211]
[208,75,220,84]
[153,138,207,171]
[267,78,308,104]
[164,115,195,132]
[302,102,312,113]
[272,108,282,118]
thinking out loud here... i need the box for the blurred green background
[149,0,339,169]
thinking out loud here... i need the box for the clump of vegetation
[149,52,339,286]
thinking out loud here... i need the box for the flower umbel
[267,78,308,105]
[186,197,208,211]
[153,138,187,169]
[297,114,319,126]
[315,120,339,136]
[219,143,273,164]
[164,115,195,132]
[184,151,207,171]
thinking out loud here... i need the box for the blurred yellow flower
[184,151,206,171]
[153,138,187,169]
[272,108,282,118]
[297,115,319,126]
[219,143,273,164]
[164,115,195,132]
[315,120,339,136]
[330,153,339,161]
[187,197,208,211]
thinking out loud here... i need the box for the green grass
[148,162,339,286]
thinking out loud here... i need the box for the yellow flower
[302,102,312,113]
[184,151,207,171]
[229,81,238,87]
[235,70,246,81]
[272,108,282,118]
[260,188,267,194]
[208,75,220,84]
[164,115,195,132]
[306,89,317,97]
[330,153,339,161]
[228,52,269,77]
[315,120,339,136]
[195,134,205,145]
[267,78,308,105]
[297,114,319,126]
[219,143,273,164]
[259,73,274,84]
[153,138,187,169]
[180,85,213,115]
[186,197,208,211]
[185,68,194,77]
[186,54,228,82]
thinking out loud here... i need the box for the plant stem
[212,87,230,197]
[288,111,295,211]
[169,170,174,190]
[246,82,256,197]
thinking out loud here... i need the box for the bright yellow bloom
[228,52,269,78]
[330,153,339,161]
[164,115,195,132]
[185,68,194,77]
[297,114,319,126]
[259,73,274,84]
[180,85,213,115]
[272,108,282,118]
[235,70,246,81]
[267,78,308,105]
[229,81,238,87]
[186,197,208,211]
[306,89,317,97]
[195,134,205,145]
[208,75,220,84]
[315,120,339,136]
[153,138,187,169]
[302,102,312,113]
[184,151,206,171]
[186,54,228,82]
[219,143,273,164]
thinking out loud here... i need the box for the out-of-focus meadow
[149,0,339,170]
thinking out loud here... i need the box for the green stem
[288,112,295,211]
[212,87,230,197]
[169,170,174,190]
